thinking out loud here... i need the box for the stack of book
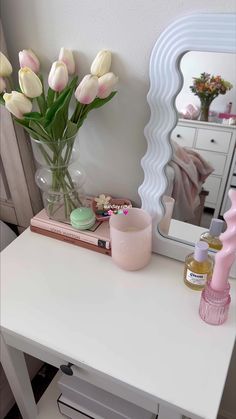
[30,209,111,256]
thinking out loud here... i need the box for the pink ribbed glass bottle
[199,189,236,325]
[199,280,231,325]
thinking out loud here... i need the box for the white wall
[176,51,236,114]
[1,0,236,206]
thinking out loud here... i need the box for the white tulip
[48,61,68,92]
[75,75,98,104]
[98,72,118,99]
[90,50,112,77]
[0,52,13,77]
[19,67,43,98]
[59,47,75,75]
[3,91,32,119]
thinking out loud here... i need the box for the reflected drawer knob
[176,134,181,138]
[210,139,215,143]
[60,362,73,375]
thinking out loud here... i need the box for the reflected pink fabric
[169,140,214,222]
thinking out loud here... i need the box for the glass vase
[31,135,86,223]
[199,100,212,122]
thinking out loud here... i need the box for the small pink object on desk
[109,208,152,271]
[199,189,236,325]
[218,113,236,119]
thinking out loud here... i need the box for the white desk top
[1,229,236,419]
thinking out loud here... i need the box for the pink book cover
[30,209,110,249]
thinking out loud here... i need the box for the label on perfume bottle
[186,269,207,285]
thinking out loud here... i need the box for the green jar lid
[70,207,95,229]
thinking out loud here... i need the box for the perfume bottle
[200,218,224,251]
[183,242,214,290]
[225,102,232,114]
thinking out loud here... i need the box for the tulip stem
[36,96,46,115]
[71,103,84,124]
[38,74,47,112]
[7,76,14,92]
[38,139,83,221]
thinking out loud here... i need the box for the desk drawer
[195,129,231,153]
[171,126,196,148]
[58,396,97,419]
[59,365,159,414]
[196,150,226,176]
[58,395,157,419]
[58,374,156,419]
[204,176,221,205]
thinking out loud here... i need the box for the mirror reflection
[159,51,236,242]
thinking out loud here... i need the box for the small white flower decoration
[94,194,111,210]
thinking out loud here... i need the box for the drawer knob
[210,139,215,143]
[176,134,181,138]
[60,362,74,376]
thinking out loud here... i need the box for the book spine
[30,218,110,249]
[30,225,111,256]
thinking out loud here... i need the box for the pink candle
[211,189,236,291]
[109,208,152,271]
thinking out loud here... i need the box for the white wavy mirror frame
[139,13,236,278]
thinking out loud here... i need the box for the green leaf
[15,118,30,128]
[47,87,74,139]
[67,75,78,90]
[0,94,5,105]
[63,120,78,139]
[76,91,117,127]
[29,120,51,141]
[46,87,55,107]
[87,91,117,111]
[45,88,70,123]
[45,76,78,123]
[14,119,42,140]
[37,95,47,115]
[23,112,42,120]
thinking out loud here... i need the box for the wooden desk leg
[0,335,38,419]
[158,404,185,419]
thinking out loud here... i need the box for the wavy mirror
[139,13,236,277]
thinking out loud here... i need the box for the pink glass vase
[199,280,231,325]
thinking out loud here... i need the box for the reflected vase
[31,135,86,223]
[199,100,213,122]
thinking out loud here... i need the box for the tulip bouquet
[0,48,118,221]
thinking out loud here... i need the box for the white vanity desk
[1,229,236,419]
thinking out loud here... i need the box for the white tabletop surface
[1,229,236,419]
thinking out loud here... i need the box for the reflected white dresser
[171,119,236,218]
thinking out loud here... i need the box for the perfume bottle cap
[194,241,209,262]
[209,218,224,237]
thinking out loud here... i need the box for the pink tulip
[98,72,118,99]
[75,75,98,104]
[59,47,75,75]
[48,61,68,92]
[19,49,40,73]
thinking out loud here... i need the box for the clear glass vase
[199,98,214,122]
[31,135,86,223]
